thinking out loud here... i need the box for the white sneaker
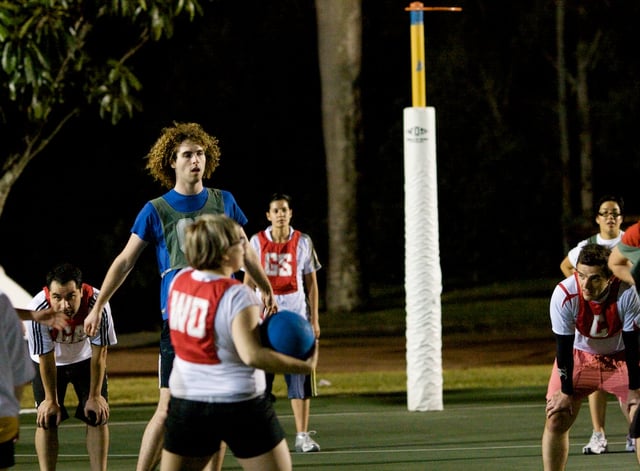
[295,431,320,453]
[582,431,608,455]
[627,434,636,452]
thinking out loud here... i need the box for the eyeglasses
[598,211,622,218]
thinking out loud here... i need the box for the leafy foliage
[0,0,206,239]
[0,0,202,127]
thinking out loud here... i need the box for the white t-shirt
[26,286,117,365]
[168,270,266,402]
[550,275,640,354]
[567,231,624,268]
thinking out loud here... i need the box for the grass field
[19,365,554,410]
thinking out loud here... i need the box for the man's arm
[84,344,109,425]
[15,308,67,330]
[84,234,147,336]
[304,271,320,338]
[36,351,62,428]
[559,256,575,278]
[546,334,575,418]
[554,334,575,395]
[231,305,317,374]
[609,245,634,285]
[239,227,277,314]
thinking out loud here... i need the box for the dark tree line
[1,1,639,331]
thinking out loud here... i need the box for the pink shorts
[546,349,629,402]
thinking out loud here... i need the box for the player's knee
[545,413,572,434]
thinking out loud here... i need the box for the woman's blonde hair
[184,214,239,270]
[146,122,222,189]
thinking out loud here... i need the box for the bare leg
[159,449,211,471]
[136,387,170,471]
[86,424,109,471]
[542,424,570,471]
[236,439,292,471]
[588,390,607,434]
[202,442,227,471]
[290,398,310,433]
[35,425,58,471]
[291,398,320,452]
[617,397,631,422]
[542,400,580,471]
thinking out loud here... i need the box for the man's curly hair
[146,122,222,189]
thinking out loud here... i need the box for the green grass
[21,279,556,408]
[21,366,551,408]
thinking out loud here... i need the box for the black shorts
[0,438,15,468]
[164,395,285,459]
[32,358,108,425]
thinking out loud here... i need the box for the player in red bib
[248,193,322,453]
[543,244,640,470]
[162,214,317,471]
[558,195,629,453]
[25,263,117,471]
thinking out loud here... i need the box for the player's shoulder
[295,228,311,238]
[616,280,639,301]
[553,277,578,299]
[225,281,261,308]
[208,187,236,200]
[84,283,97,293]
[298,231,317,249]
[138,198,162,218]
[27,290,48,309]
[291,228,312,241]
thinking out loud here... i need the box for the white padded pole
[404,106,443,411]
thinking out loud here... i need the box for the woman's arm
[231,305,317,374]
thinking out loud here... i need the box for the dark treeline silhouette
[2,1,639,331]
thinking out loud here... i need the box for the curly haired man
[84,122,276,471]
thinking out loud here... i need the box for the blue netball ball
[260,310,315,360]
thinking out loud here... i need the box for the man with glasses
[559,195,629,454]
[560,195,625,278]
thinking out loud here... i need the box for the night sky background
[2,1,640,332]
